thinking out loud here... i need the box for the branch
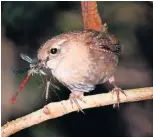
[81,1,103,31]
[2,87,153,137]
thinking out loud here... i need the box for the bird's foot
[109,76,127,108]
[69,92,85,114]
[111,87,127,108]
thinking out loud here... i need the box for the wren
[37,27,124,110]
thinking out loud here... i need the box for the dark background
[1,1,153,137]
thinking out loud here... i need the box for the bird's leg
[69,91,85,114]
[109,76,127,108]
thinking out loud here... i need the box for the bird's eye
[50,48,58,54]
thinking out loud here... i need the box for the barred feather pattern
[85,30,121,55]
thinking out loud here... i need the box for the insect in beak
[11,54,47,104]
[11,73,31,104]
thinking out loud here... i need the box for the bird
[37,26,125,111]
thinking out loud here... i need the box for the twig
[2,87,153,137]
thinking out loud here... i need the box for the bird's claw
[111,87,127,108]
[69,92,85,114]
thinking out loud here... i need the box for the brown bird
[37,26,125,111]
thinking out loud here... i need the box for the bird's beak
[35,58,52,76]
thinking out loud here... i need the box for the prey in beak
[11,54,48,103]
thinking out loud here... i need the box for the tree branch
[2,87,153,137]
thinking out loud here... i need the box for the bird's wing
[87,30,121,55]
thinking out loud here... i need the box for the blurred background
[1,1,153,137]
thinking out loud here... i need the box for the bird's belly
[53,64,91,85]
[52,54,118,90]
[52,65,95,92]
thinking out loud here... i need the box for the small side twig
[2,87,153,137]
